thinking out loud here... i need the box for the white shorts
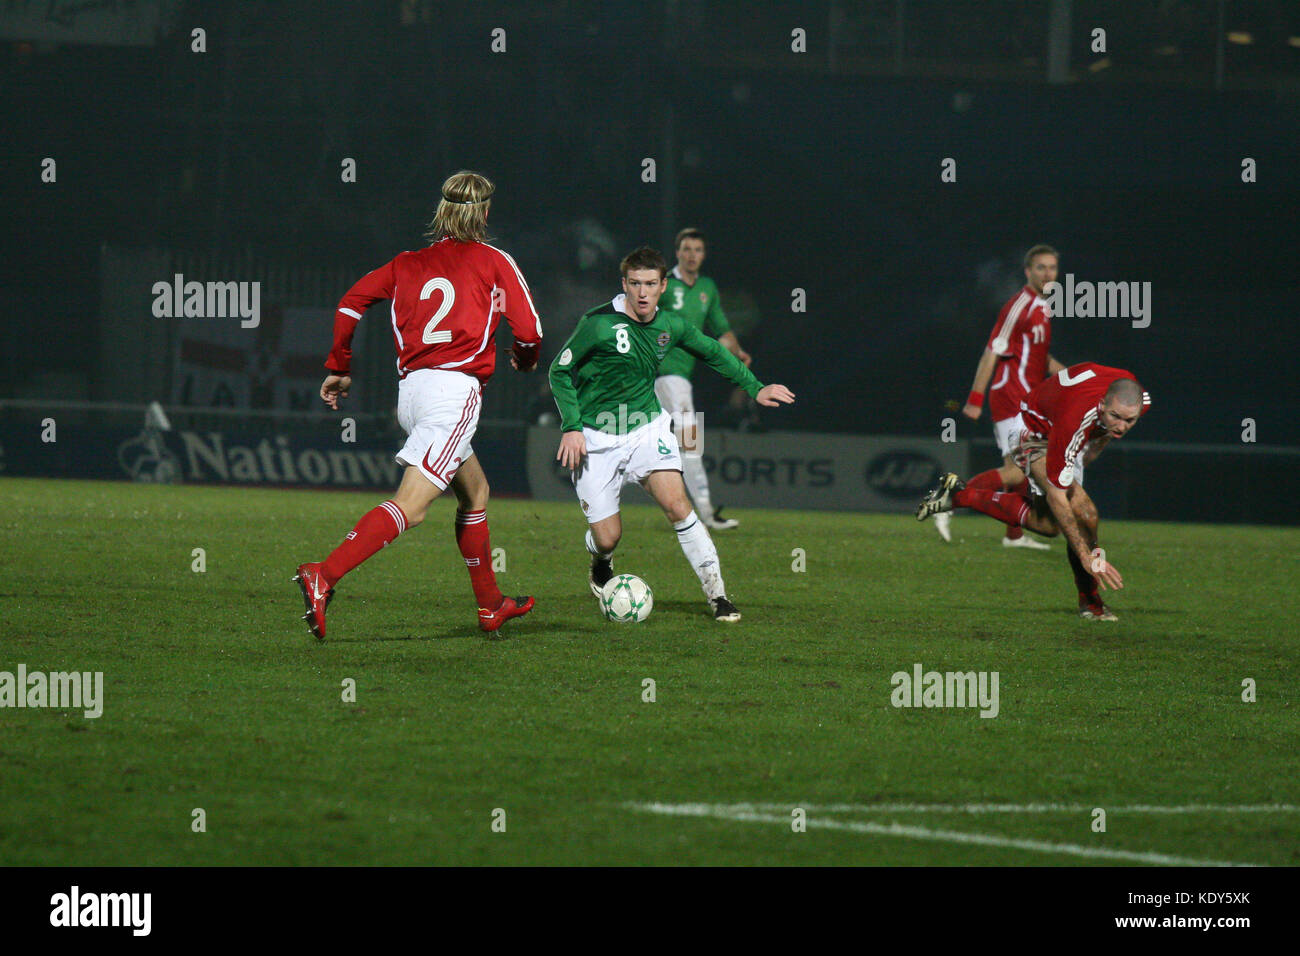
[573,411,682,523]
[993,414,1026,458]
[395,369,481,490]
[654,375,695,430]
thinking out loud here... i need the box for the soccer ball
[600,574,654,623]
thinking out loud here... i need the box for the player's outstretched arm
[964,348,998,420]
[1034,463,1123,590]
[1047,354,1066,375]
[756,384,794,407]
[1043,486,1122,589]
[679,324,764,396]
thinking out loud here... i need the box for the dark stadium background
[3,0,1298,521]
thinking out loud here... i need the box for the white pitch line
[627,803,1261,867]
[649,801,1300,815]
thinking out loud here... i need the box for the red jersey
[326,238,542,383]
[986,285,1052,422]
[1021,363,1152,490]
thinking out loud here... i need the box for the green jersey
[549,294,762,434]
[657,268,730,379]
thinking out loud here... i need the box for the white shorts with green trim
[572,411,681,523]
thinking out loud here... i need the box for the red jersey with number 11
[987,285,1052,422]
[1021,363,1152,490]
[325,237,542,383]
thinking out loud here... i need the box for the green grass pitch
[1,476,1297,866]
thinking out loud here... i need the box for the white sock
[681,453,713,519]
[673,510,725,601]
[585,529,613,559]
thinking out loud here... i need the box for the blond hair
[425,170,494,243]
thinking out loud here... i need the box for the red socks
[965,468,1004,492]
[455,509,503,611]
[322,500,407,586]
[964,470,1030,535]
[952,487,1030,527]
[319,502,504,611]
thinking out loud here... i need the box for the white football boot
[1002,534,1051,551]
[702,506,739,531]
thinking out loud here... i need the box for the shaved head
[1105,378,1143,409]
[1098,377,1144,439]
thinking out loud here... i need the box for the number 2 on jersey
[419,277,456,344]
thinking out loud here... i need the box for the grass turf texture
[1,476,1297,866]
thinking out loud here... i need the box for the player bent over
[549,246,794,622]
[294,171,542,639]
[918,364,1150,621]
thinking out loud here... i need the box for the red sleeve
[490,247,542,346]
[487,246,542,371]
[987,295,1028,357]
[326,259,397,375]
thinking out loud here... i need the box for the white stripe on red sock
[380,500,408,534]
